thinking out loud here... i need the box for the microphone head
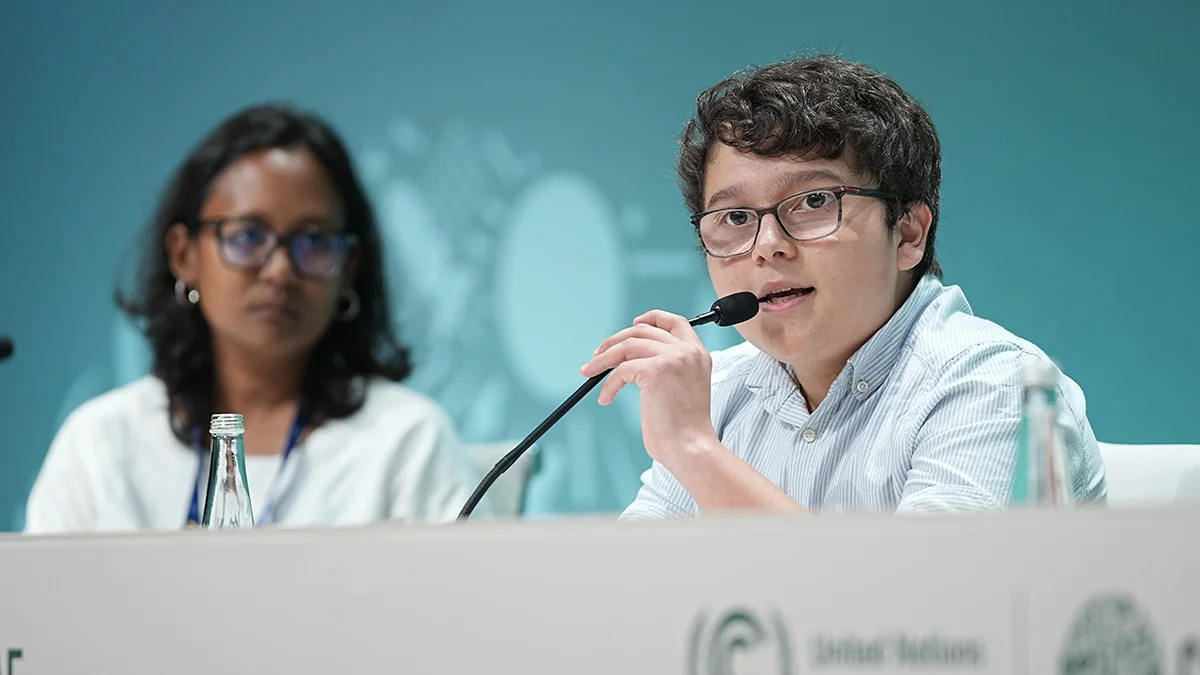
[0,336,11,361]
[710,292,759,327]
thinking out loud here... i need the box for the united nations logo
[687,607,793,675]
[1060,593,1163,675]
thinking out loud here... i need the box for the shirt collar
[744,274,947,403]
[842,274,944,400]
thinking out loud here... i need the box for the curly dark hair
[117,102,411,443]
[677,54,943,280]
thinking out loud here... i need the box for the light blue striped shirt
[622,276,1107,517]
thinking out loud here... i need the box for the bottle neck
[210,433,246,451]
[1022,383,1057,405]
[202,433,254,528]
[211,434,247,489]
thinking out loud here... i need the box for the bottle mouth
[210,413,245,436]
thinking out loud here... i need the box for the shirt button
[802,428,818,443]
[856,380,870,394]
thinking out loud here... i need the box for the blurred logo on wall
[358,116,721,514]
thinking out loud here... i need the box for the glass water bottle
[1011,362,1072,507]
[202,413,255,528]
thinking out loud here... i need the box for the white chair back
[1097,442,1200,506]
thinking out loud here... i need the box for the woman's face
[168,147,357,362]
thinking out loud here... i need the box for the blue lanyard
[185,409,307,528]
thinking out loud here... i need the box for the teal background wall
[1,0,1197,528]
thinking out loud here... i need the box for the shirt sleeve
[897,342,1101,514]
[618,461,696,520]
[386,404,488,524]
[24,412,99,533]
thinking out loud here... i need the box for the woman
[25,103,484,532]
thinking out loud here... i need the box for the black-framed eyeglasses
[689,185,896,259]
[199,217,359,280]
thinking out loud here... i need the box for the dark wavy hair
[678,54,943,281]
[118,102,411,443]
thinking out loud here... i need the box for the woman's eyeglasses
[199,218,358,280]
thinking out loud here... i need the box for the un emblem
[1060,593,1162,675]
[687,607,793,675]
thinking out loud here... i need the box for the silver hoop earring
[175,280,199,307]
[336,289,360,323]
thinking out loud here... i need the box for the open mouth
[758,287,815,305]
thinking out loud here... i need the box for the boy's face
[702,143,929,370]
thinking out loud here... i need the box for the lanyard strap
[185,408,307,528]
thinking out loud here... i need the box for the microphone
[457,291,759,521]
[0,337,11,362]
